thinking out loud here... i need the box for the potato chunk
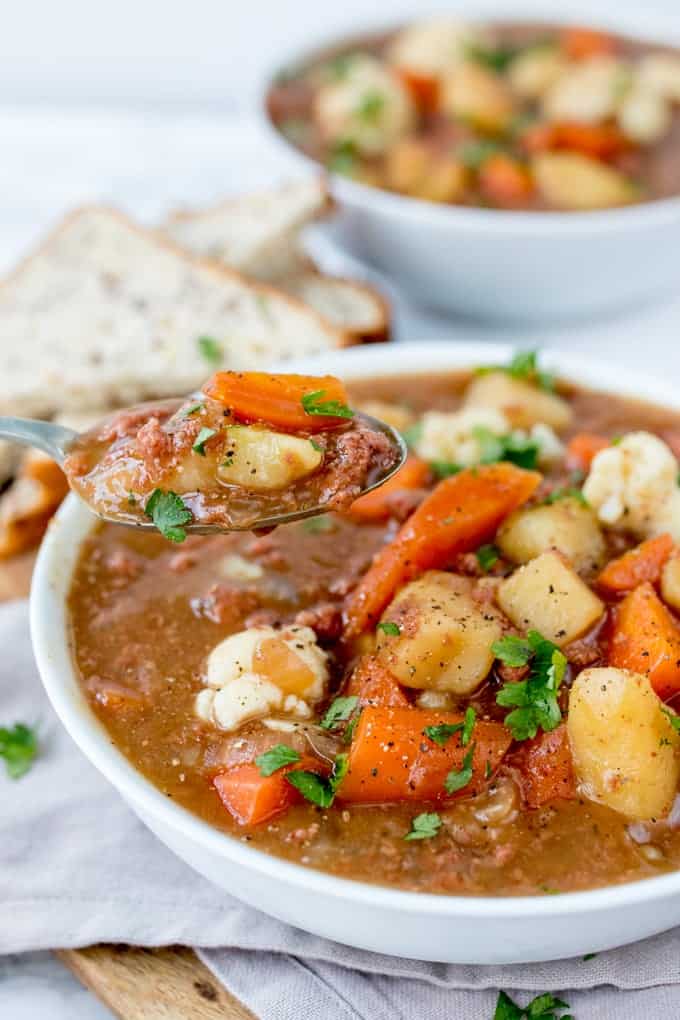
[216,425,321,492]
[661,556,680,613]
[440,62,515,132]
[497,551,604,646]
[376,570,502,694]
[497,499,605,575]
[568,666,680,820]
[532,153,635,211]
[508,46,567,100]
[463,371,571,431]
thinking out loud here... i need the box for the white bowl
[31,341,680,964]
[261,7,680,323]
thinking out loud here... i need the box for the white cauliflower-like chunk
[314,55,415,156]
[583,431,680,540]
[618,83,671,144]
[638,53,680,102]
[387,19,489,78]
[543,56,627,123]
[195,625,329,731]
[414,407,510,466]
[530,423,565,467]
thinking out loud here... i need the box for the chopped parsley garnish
[301,390,354,419]
[473,427,540,470]
[302,514,334,534]
[401,421,423,449]
[461,706,476,746]
[320,696,358,731]
[377,620,401,637]
[357,90,385,122]
[465,42,519,72]
[429,460,462,479]
[197,335,223,366]
[0,723,38,779]
[192,426,217,456]
[476,544,500,572]
[458,139,503,168]
[343,712,361,744]
[477,349,555,393]
[285,753,348,808]
[255,744,302,777]
[310,439,323,452]
[494,990,572,1019]
[423,721,464,747]
[495,630,568,741]
[444,744,475,794]
[662,706,680,732]
[182,402,205,417]
[543,487,587,506]
[144,489,192,543]
[324,53,359,81]
[582,952,598,962]
[404,812,442,841]
[327,139,358,175]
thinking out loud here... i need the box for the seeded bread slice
[164,178,331,280]
[279,272,390,343]
[0,206,349,419]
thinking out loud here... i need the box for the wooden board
[0,555,256,1020]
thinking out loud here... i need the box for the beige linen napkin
[1,598,678,1019]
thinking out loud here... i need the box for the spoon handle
[0,417,78,465]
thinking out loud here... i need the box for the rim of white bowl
[259,4,680,235]
[31,341,680,920]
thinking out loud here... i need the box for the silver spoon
[0,413,407,533]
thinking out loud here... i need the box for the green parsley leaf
[543,487,588,506]
[662,706,680,732]
[197,335,223,365]
[477,349,555,393]
[496,631,568,741]
[444,744,475,794]
[327,138,358,175]
[343,712,361,744]
[491,634,532,668]
[476,544,499,572]
[323,53,360,81]
[182,402,205,417]
[423,722,464,747]
[255,744,302,777]
[461,706,476,747]
[494,990,572,1020]
[357,90,385,122]
[377,620,401,636]
[429,460,462,479]
[192,426,217,456]
[401,421,423,449]
[473,427,540,470]
[458,139,503,168]
[466,43,518,72]
[286,753,348,807]
[302,514,334,534]
[0,723,38,779]
[301,389,354,419]
[582,952,598,961]
[404,811,442,841]
[310,439,323,452]
[320,696,358,730]
[144,489,192,543]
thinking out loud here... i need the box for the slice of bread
[165,178,331,280]
[0,206,350,419]
[279,272,390,343]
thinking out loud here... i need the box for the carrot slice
[203,371,352,432]
[561,27,616,60]
[347,454,430,522]
[479,154,534,207]
[597,534,675,595]
[338,706,511,803]
[213,755,322,827]
[511,724,576,808]
[344,463,541,637]
[565,432,610,472]
[554,122,630,160]
[345,655,410,708]
[609,582,680,699]
[395,68,440,112]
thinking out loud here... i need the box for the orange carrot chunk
[345,655,411,708]
[348,453,430,522]
[565,432,610,472]
[561,27,616,60]
[549,122,630,160]
[479,154,534,207]
[213,755,322,827]
[597,534,675,595]
[609,582,680,699]
[344,463,541,637]
[395,68,440,112]
[511,724,576,809]
[203,371,352,432]
[338,706,511,803]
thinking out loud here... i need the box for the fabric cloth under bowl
[1,598,679,1019]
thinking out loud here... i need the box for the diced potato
[497,551,604,646]
[542,56,627,123]
[440,62,516,132]
[385,139,467,202]
[568,666,680,820]
[637,53,680,102]
[532,153,636,210]
[661,556,680,613]
[508,46,567,100]
[376,570,502,694]
[387,19,489,78]
[618,84,671,144]
[463,371,572,431]
[217,425,321,492]
[417,157,467,203]
[356,400,415,435]
[497,499,605,575]
[385,137,430,193]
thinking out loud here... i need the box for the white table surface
[2,102,680,1016]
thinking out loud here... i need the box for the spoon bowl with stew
[0,371,406,536]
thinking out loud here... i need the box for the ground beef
[294,602,343,643]
[318,423,398,510]
[190,583,260,626]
